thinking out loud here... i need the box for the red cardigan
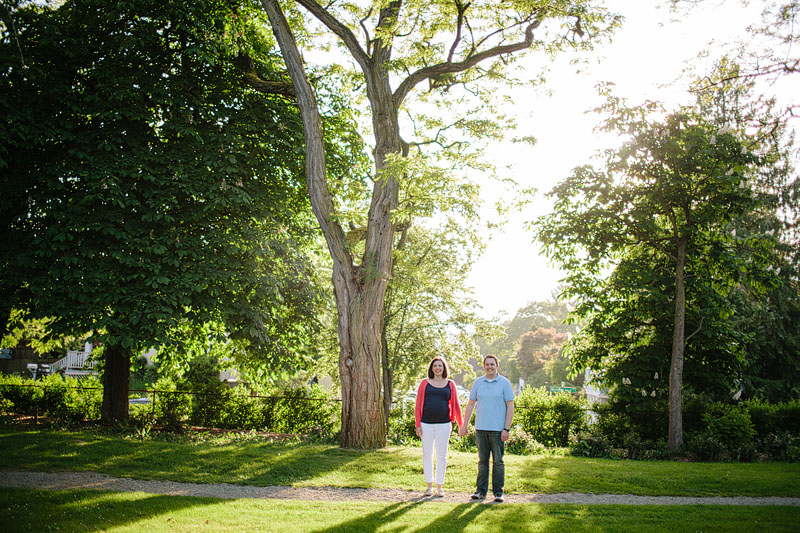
[414,378,464,427]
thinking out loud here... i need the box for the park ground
[1,428,799,532]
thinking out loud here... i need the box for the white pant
[420,422,452,485]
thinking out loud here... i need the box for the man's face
[483,357,498,378]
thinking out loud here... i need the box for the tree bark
[100,345,130,423]
[381,318,393,432]
[668,236,688,451]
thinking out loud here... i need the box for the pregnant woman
[414,357,463,497]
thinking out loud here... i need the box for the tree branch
[295,0,372,71]
[393,18,542,107]
[260,0,353,272]
[447,1,471,63]
[238,54,295,98]
[684,317,704,345]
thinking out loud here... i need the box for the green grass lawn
[2,487,799,533]
[1,428,799,497]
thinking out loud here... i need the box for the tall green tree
[690,62,800,403]
[260,0,621,447]
[0,0,359,421]
[537,101,768,449]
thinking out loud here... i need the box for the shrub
[758,431,800,461]
[271,386,340,436]
[0,373,101,423]
[150,377,190,432]
[449,427,477,453]
[702,404,756,448]
[687,431,725,461]
[744,399,800,439]
[387,401,416,446]
[0,373,44,416]
[515,387,587,446]
[505,428,546,455]
[569,425,612,458]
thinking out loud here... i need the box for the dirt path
[2,470,799,506]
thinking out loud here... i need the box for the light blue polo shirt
[469,374,514,431]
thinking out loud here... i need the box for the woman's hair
[427,357,449,379]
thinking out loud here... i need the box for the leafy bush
[0,373,45,416]
[270,386,340,436]
[448,429,477,453]
[743,399,800,438]
[515,388,587,446]
[505,428,546,455]
[569,425,612,458]
[150,377,191,432]
[687,431,726,461]
[0,373,101,423]
[387,401,416,446]
[702,404,756,448]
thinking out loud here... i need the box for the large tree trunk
[668,237,688,450]
[381,319,393,432]
[101,345,130,423]
[262,0,390,448]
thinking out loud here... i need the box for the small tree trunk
[668,237,688,450]
[101,345,130,423]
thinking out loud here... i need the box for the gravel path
[2,470,799,506]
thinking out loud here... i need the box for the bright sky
[468,0,769,319]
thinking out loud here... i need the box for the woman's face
[432,360,444,377]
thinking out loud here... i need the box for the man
[459,354,515,503]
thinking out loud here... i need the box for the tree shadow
[412,503,490,532]
[0,429,368,487]
[0,487,219,532]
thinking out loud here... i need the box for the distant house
[584,368,609,405]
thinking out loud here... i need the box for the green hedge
[0,373,102,424]
[0,374,340,438]
[574,396,800,461]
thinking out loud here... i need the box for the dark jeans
[475,430,505,495]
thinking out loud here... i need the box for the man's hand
[415,426,422,438]
[458,425,467,437]
[500,429,509,442]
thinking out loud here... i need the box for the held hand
[458,425,467,437]
[500,429,509,442]
[415,426,422,438]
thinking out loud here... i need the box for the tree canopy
[536,98,772,448]
[0,0,364,420]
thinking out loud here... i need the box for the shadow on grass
[0,429,366,487]
[311,502,490,533]
[0,487,217,532]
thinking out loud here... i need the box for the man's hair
[427,357,449,379]
[483,354,498,365]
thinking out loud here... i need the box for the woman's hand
[415,426,422,438]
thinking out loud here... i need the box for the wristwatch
[503,427,510,432]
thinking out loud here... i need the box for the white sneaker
[436,488,445,497]
[423,487,433,496]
